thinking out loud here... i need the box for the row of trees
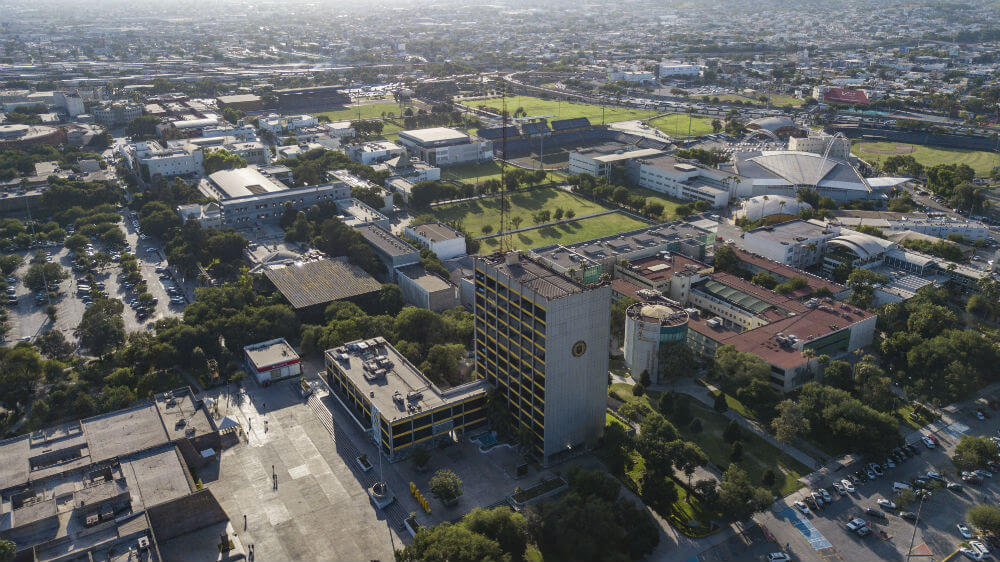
[397,466,659,562]
[567,173,697,220]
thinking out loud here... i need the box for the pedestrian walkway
[652,378,820,469]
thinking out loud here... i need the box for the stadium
[476,117,670,170]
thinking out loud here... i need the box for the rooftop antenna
[498,83,511,253]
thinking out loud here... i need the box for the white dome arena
[736,195,811,221]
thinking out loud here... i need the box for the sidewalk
[650,378,820,470]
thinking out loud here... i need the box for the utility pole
[904,493,926,562]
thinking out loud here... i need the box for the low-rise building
[91,101,142,127]
[325,338,488,462]
[346,140,407,165]
[353,224,421,281]
[396,264,461,311]
[404,222,467,259]
[243,338,302,385]
[742,219,839,268]
[397,127,492,166]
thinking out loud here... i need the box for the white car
[877,499,896,510]
[922,436,936,448]
[847,518,868,532]
[961,547,983,560]
[976,469,993,478]
[970,540,990,556]
[841,479,856,493]
[794,501,810,515]
[958,523,973,539]
[977,411,986,420]
[767,554,791,562]
[833,482,845,495]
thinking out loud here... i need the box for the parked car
[900,511,917,521]
[767,554,791,562]
[926,471,943,481]
[961,547,983,560]
[922,436,936,448]
[821,489,832,503]
[833,482,845,495]
[794,501,809,515]
[841,479,855,493]
[947,481,963,491]
[877,499,897,510]
[975,469,993,479]
[958,523,973,539]
[970,540,990,557]
[847,518,868,533]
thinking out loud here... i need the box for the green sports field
[852,141,999,177]
[647,113,716,138]
[473,95,657,124]
[312,102,404,122]
[479,212,648,251]
[432,186,610,234]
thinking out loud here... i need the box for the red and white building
[814,86,869,105]
[244,338,302,385]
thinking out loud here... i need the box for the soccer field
[479,212,649,251]
[473,95,657,124]
[432,186,610,235]
[852,141,999,176]
[312,102,403,122]
[647,113,716,138]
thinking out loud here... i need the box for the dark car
[900,512,917,521]
[947,482,963,491]
[865,507,886,519]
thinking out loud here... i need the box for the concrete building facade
[474,252,611,465]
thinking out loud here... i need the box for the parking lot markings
[779,508,833,550]
[943,422,970,440]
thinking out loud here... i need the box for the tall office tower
[474,251,611,465]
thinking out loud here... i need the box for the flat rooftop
[397,264,453,292]
[398,127,470,146]
[589,148,664,163]
[354,224,420,259]
[745,219,834,243]
[326,338,486,422]
[244,338,299,370]
[264,258,381,309]
[206,167,288,199]
[409,221,464,243]
[477,252,586,300]
[532,220,712,270]
[0,388,210,492]
[625,253,709,283]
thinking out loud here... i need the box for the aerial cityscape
[1,0,1000,560]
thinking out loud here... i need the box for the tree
[730,440,744,462]
[632,383,645,397]
[723,419,741,443]
[124,115,162,141]
[0,254,23,277]
[202,149,247,175]
[0,539,14,562]
[75,298,125,357]
[658,340,696,381]
[396,522,503,562]
[640,369,651,387]
[761,469,777,488]
[0,345,44,410]
[953,435,1000,471]
[461,507,528,560]
[718,465,771,521]
[429,469,463,503]
[772,399,811,443]
[713,392,728,413]
[714,345,771,391]
[23,262,67,292]
[968,504,1000,535]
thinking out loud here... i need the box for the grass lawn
[480,212,648,251]
[473,95,658,124]
[433,186,611,234]
[893,402,938,431]
[647,113,716,139]
[313,102,403,122]
[440,161,503,183]
[628,187,685,220]
[610,383,807,496]
[678,403,808,496]
[852,141,1000,177]
[607,412,630,430]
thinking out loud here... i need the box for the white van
[893,482,913,492]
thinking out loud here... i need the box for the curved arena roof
[737,195,811,221]
[827,233,894,260]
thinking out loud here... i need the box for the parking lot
[759,411,1000,561]
[3,212,190,345]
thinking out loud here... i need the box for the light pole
[904,492,926,562]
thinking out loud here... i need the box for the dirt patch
[861,144,916,155]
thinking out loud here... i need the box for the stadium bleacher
[550,117,592,131]
[476,126,520,140]
[521,122,552,136]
